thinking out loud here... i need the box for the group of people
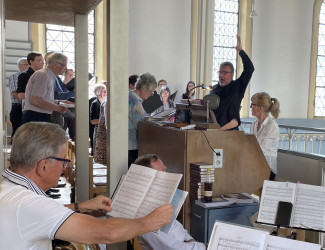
[8,51,76,140]
[0,34,282,249]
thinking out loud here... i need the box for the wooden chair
[89,156,107,198]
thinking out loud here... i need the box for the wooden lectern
[138,121,269,230]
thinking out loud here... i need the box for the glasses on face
[218,71,232,76]
[37,60,45,63]
[46,157,72,170]
[57,62,67,68]
[250,103,260,108]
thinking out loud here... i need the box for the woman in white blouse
[250,92,280,180]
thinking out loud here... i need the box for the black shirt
[16,67,35,94]
[210,50,254,129]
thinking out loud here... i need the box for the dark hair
[129,75,138,85]
[160,86,171,97]
[185,81,195,96]
[134,154,160,168]
[27,51,42,66]
[158,79,167,85]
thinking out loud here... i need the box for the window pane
[45,10,95,74]
[212,0,239,84]
[315,2,325,116]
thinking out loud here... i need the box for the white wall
[5,20,29,41]
[249,0,314,118]
[129,0,191,98]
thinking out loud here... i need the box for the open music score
[207,221,321,250]
[107,164,183,232]
[257,180,325,231]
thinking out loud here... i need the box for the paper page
[135,170,182,218]
[208,221,268,250]
[107,164,157,218]
[291,183,325,230]
[264,234,321,250]
[160,189,188,233]
[257,180,296,225]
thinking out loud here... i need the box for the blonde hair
[251,92,280,119]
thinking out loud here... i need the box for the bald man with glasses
[210,35,254,131]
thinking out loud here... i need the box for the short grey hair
[219,61,234,73]
[10,122,68,171]
[47,52,68,66]
[94,83,107,96]
[17,57,27,67]
[135,72,157,91]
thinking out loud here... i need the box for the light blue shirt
[129,91,146,150]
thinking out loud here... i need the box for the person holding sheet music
[151,86,175,116]
[135,154,206,250]
[210,35,254,130]
[0,122,173,249]
[250,92,280,180]
[129,72,158,167]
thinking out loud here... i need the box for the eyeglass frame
[250,103,260,108]
[46,157,71,170]
[218,71,233,76]
[56,62,67,68]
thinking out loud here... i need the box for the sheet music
[291,183,325,230]
[257,180,296,224]
[208,222,267,250]
[264,234,321,250]
[108,164,157,218]
[135,170,182,218]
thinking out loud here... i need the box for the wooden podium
[138,121,269,230]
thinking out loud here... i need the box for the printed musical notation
[107,164,182,220]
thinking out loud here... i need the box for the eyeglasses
[46,157,72,170]
[218,71,232,76]
[57,62,67,68]
[250,103,260,108]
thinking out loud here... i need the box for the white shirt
[0,169,74,250]
[250,115,279,174]
[138,220,206,250]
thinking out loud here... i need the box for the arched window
[45,10,95,74]
[314,1,325,117]
[212,0,239,84]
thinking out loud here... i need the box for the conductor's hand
[80,195,112,213]
[144,204,173,232]
[235,35,242,52]
[56,105,69,114]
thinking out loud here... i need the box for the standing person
[152,86,175,115]
[22,52,69,123]
[8,57,29,139]
[129,74,138,90]
[250,92,280,181]
[90,83,107,155]
[210,35,254,130]
[128,72,157,167]
[157,79,167,93]
[0,122,173,249]
[16,51,44,100]
[182,81,196,99]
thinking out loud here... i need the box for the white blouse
[250,116,279,174]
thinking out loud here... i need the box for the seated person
[250,92,280,180]
[134,154,206,250]
[152,86,175,116]
[0,122,173,249]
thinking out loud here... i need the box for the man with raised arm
[0,122,173,249]
[210,35,255,130]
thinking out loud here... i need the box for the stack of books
[189,162,214,200]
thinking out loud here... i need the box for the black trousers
[10,103,22,138]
